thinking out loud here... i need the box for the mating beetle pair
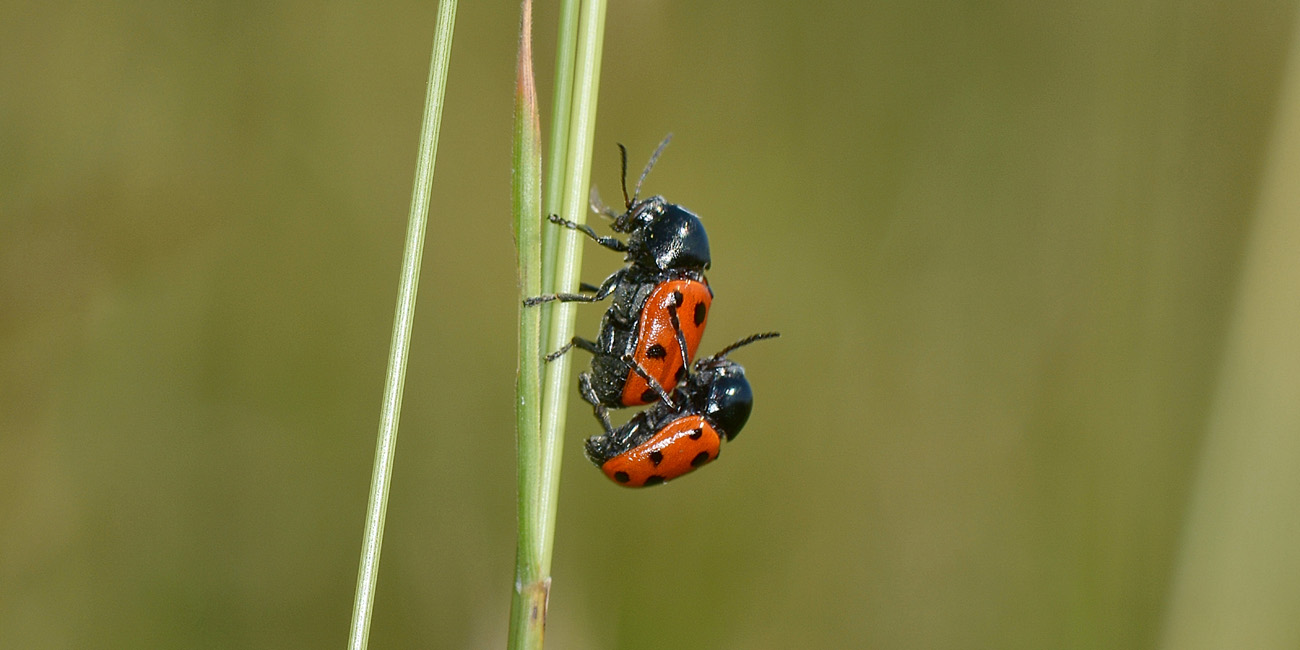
[526,137,777,487]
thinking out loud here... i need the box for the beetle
[583,332,780,487]
[526,136,714,407]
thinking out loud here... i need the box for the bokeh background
[5,1,1300,648]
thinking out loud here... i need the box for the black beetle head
[692,361,753,440]
[624,201,711,271]
[601,137,710,271]
[687,332,780,440]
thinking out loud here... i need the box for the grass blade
[509,0,546,646]
[535,0,607,578]
[538,0,581,351]
[1158,14,1300,649]
[346,2,458,648]
[508,0,607,646]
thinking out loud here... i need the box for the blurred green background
[5,1,1300,648]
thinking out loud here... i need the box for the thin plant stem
[536,0,607,576]
[346,2,457,648]
[508,0,608,646]
[538,0,581,350]
[508,0,546,646]
[1157,14,1300,648]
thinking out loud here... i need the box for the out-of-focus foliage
[2,1,1298,648]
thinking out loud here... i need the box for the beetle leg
[546,214,628,252]
[545,337,599,363]
[620,353,676,409]
[523,270,621,306]
[578,372,614,434]
[667,302,691,386]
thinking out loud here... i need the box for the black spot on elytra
[691,451,710,467]
[649,451,664,466]
[689,428,703,440]
[646,343,667,359]
[640,389,657,403]
[693,302,706,326]
[643,475,665,486]
[671,290,684,307]
[614,471,630,483]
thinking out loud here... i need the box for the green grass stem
[535,0,607,574]
[346,2,457,648]
[1157,18,1300,648]
[537,0,581,350]
[509,0,546,646]
[539,0,581,292]
[508,0,607,646]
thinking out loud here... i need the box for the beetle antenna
[712,331,781,360]
[617,143,632,209]
[632,133,672,204]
